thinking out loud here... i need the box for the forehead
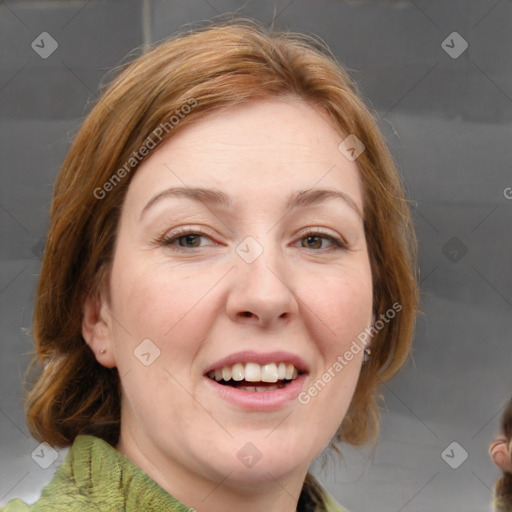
[124,98,364,216]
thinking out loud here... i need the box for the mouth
[204,351,309,410]
[206,362,302,392]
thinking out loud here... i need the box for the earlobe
[82,291,117,368]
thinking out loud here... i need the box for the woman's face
[87,98,373,495]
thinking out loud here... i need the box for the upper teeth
[208,362,299,383]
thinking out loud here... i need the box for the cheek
[303,264,373,352]
[296,261,372,425]
[109,262,217,424]
[109,260,219,368]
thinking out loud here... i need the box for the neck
[115,434,309,512]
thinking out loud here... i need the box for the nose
[226,239,299,327]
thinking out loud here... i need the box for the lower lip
[204,374,307,411]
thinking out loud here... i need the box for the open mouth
[206,362,302,392]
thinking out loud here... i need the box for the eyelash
[154,227,347,252]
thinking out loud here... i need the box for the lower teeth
[211,378,290,391]
[229,380,289,392]
[238,385,279,392]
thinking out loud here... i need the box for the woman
[1,18,418,512]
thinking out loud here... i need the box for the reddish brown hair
[25,18,418,450]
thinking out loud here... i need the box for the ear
[490,437,512,473]
[369,311,376,339]
[82,288,117,369]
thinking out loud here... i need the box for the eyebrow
[139,186,364,221]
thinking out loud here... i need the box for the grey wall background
[1,1,511,511]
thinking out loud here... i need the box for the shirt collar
[57,434,342,511]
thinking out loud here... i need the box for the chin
[213,457,305,487]
[199,434,314,485]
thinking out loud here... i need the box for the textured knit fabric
[0,435,348,512]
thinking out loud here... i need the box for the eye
[296,231,347,251]
[156,228,216,251]
[153,228,347,252]
[174,233,208,248]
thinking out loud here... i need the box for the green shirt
[0,435,348,511]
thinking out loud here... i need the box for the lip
[204,372,307,411]
[203,350,309,374]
